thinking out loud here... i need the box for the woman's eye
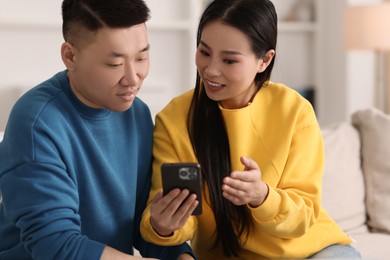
[200,50,210,56]
[223,59,237,64]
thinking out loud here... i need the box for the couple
[0,0,361,259]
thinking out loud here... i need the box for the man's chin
[109,101,134,112]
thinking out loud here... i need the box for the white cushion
[321,122,367,233]
[0,131,3,142]
[352,108,390,234]
[349,232,390,260]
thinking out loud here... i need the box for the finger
[177,200,199,226]
[164,189,191,213]
[222,190,245,206]
[150,191,164,214]
[151,188,183,216]
[223,176,243,190]
[155,188,181,211]
[240,156,259,171]
[222,182,246,197]
[174,192,197,216]
[152,191,163,204]
[189,199,199,214]
[176,195,199,225]
[180,193,197,212]
[226,171,257,183]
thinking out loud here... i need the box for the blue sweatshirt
[0,70,193,259]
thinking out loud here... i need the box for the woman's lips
[207,80,223,88]
[205,79,224,92]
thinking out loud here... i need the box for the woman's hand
[149,189,198,236]
[222,156,269,207]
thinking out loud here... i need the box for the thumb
[240,156,259,171]
[152,191,163,204]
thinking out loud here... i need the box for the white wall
[0,0,200,131]
[0,0,384,130]
[0,1,64,131]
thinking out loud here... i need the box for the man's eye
[137,57,148,62]
[107,63,122,67]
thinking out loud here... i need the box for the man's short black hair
[61,0,150,46]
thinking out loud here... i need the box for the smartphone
[161,162,202,215]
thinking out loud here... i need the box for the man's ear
[61,42,77,71]
[257,49,276,73]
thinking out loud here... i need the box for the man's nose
[120,63,139,86]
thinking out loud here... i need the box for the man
[0,0,194,259]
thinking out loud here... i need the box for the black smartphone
[161,162,202,215]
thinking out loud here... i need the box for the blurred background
[0,0,389,131]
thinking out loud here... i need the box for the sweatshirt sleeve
[133,151,196,260]
[248,103,325,239]
[140,100,199,247]
[1,162,106,260]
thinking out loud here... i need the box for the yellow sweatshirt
[141,82,351,259]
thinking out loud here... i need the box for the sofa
[321,107,390,259]
[0,107,389,259]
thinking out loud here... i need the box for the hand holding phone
[161,163,202,215]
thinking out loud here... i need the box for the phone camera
[179,167,197,180]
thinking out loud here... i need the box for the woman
[141,0,361,259]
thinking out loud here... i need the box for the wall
[0,0,383,130]
[0,1,64,131]
[0,0,201,131]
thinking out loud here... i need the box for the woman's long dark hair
[187,0,277,257]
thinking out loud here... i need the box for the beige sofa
[1,107,389,259]
[321,107,390,260]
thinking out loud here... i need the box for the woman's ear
[61,42,77,71]
[257,49,276,73]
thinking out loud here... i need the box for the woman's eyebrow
[199,40,243,55]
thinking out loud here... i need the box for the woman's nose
[204,59,220,77]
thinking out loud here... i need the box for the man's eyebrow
[108,44,150,57]
[140,44,150,52]
[199,40,243,56]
